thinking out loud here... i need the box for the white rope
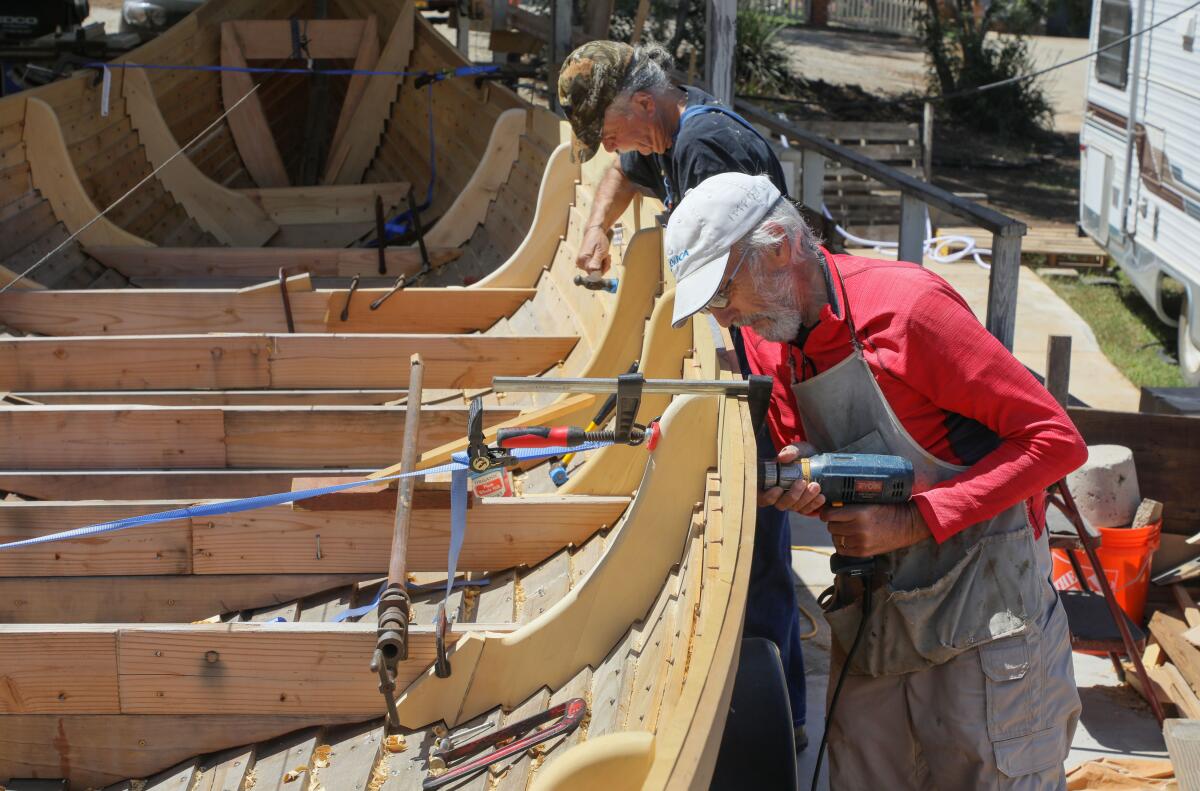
[821,204,993,271]
[0,83,263,294]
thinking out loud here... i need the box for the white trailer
[1079,0,1200,383]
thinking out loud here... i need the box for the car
[120,0,202,38]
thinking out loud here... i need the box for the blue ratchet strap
[434,464,471,642]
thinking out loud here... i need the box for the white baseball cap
[665,173,783,328]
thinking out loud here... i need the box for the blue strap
[0,442,611,552]
[331,577,491,623]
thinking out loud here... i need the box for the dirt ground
[772,26,1089,226]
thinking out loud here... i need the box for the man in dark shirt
[557,40,809,751]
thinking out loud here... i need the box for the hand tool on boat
[371,355,424,728]
[549,361,639,486]
[423,698,587,789]
[573,273,618,293]
[339,274,361,321]
[759,453,914,506]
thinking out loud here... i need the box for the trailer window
[1097,0,1132,89]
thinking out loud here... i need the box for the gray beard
[738,309,804,342]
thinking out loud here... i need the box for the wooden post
[897,193,925,265]
[550,0,572,113]
[801,150,825,214]
[630,0,651,45]
[386,353,424,589]
[922,101,934,183]
[586,0,615,40]
[705,0,736,106]
[456,2,471,55]
[986,231,1021,351]
[1045,335,1072,407]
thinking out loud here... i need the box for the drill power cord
[810,578,873,791]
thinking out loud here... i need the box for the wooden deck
[937,224,1107,266]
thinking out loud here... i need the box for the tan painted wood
[22,98,151,249]
[0,403,517,469]
[238,182,409,225]
[424,109,526,249]
[475,143,578,289]
[219,22,289,188]
[393,392,719,729]
[0,334,577,390]
[328,16,380,160]
[0,630,119,713]
[0,573,371,623]
[87,244,462,281]
[122,68,277,246]
[0,715,361,791]
[226,19,368,59]
[195,496,628,574]
[323,1,414,185]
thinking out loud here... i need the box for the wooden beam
[122,68,278,247]
[237,182,411,225]
[9,390,410,406]
[0,334,577,390]
[23,98,151,249]
[0,287,535,335]
[226,19,367,59]
[0,573,373,623]
[323,1,414,184]
[0,622,490,716]
[0,495,628,576]
[0,403,520,469]
[87,244,461,282]
[220,22,290,188]
[704,0,735,105]
[0,714,366,790]
[1150,611,1200,697]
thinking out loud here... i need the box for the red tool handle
[496,426,585,449]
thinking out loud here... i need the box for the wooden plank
[1150,611,1200,697]
[195,496,628,574]
[194,746,255,791]
[1165,719,1200,791]
[0,715,360,791]
[0,574,371,623]
[87,244,463,281]
[323,1,414,185]
[238,182,409,225]
[112,623,458,714]
[13,390,408,406]
[22,98,151,249]
[0,405,226,469]
[0,630,119,713]
[228,20,367,59]
[246,728,320,791]
[122,68,277,246]
[220,23,290,187]
[314,721,385,791]
[0,334,577,391]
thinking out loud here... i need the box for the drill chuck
[758,453,914,505]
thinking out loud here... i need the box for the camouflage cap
[557,40,636,162]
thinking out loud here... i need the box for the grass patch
[1039,266,1185,388]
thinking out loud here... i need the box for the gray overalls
[795,258,1080,789]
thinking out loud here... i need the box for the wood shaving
[367,755,391,791]
[384,733,408,753]
[243,769,256,790]
[282,766,307,783]
[313,744,332,768]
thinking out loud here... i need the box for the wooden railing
[735,100,1026,350]
[828,0,922,37]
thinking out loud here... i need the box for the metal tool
[422,698,587,789]
[370,275,407,310]
[573,274,618,293]
[339,274,360,321]
[375,194,388,275]
[759,453,914,505]
[549,361,638,486]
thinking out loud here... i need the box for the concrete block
[1066,444,1141,528]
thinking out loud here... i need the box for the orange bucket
[1051,519,1162,625]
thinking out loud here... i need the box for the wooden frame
[0,334,577,390]
[219,21,290,187]
[0,286,535,335]
[0,403,522,469]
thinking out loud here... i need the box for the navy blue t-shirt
[618,86,789,208]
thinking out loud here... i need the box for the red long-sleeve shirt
[740,250,1088,542]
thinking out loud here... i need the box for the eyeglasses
[701,247,749,313]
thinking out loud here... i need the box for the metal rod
[491,376,751,396]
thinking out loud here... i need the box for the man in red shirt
[665,172,1086,789]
